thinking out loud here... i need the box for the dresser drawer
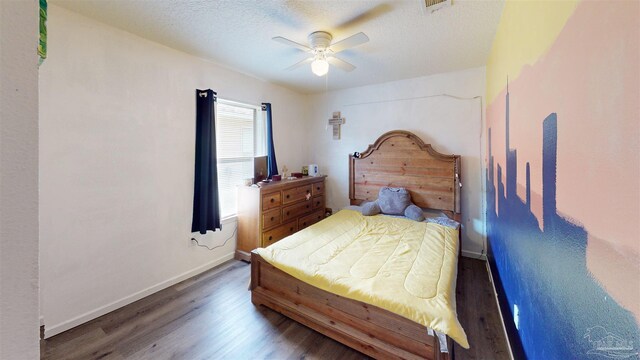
[312,181,324,196]
[282,185,311,205]
[236,176,326,261]
[262,192,281,211]
[262,208,281,229]
[262,221,297,247]
[312,195,324,210]
[282,201,313,221]
[298,210,325,229]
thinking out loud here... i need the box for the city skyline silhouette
[486,89,639,359]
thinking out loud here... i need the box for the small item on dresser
[308,164,319,177]
[272,175,282,181]
[254,156,267,182]
[243,178,253,186]
[302,166,309,176]
[291,172,303,178]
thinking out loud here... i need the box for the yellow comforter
[255,209,469,348]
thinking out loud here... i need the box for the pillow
[404,204,425,222]
[361,201,381,216]
[421,208,445,219]
[377,187,411,215]
[427,216,461,229]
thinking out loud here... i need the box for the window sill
[221,215,238,225]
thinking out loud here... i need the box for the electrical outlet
[513,304,520,330]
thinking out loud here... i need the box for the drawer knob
[270,198,274,203]
[286,211,290,215]
[306,205,309,209]
[270,216,274,221]
[268,236,272,241]
[302,222,307,226]
[286,194,290,199]
[317,187,320,190]
[289,227,294,231]
[316,201,320,206]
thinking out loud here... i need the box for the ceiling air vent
[420,0,452,14]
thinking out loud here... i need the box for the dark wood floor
[41,257,509,360]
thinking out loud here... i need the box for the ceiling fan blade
[327,56,356,72]
[335,4,393,31]
[272,36,312,52]
[328,32,369,54]
[285,57,314,71]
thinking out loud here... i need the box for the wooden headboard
[349,130,461,216]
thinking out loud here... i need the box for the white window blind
[216,101,259,218]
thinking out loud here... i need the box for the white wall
[306,67,487,257]
[0,0,40,358]
[39,5,309,337]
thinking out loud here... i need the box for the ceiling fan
[273,31,370,77]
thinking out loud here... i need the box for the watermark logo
[584,326,637,359]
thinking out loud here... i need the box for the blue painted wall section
[486,90,639,359]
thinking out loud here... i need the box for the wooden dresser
[235,176,326,261]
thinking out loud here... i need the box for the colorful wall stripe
[485,1,639,358]
[486,0,578,103]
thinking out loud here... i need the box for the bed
[250,130,463,360]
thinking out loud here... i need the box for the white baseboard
[44,252,235,339]
[485,260,515,360]
[461,249,487,260]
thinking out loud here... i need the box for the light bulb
[311,58,329,76]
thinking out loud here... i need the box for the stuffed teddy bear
[361,187,425,222]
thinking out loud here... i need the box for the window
[216,100,265,218]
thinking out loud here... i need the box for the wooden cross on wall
[328,111,345,140]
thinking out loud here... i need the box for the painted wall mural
[485,1,639,359]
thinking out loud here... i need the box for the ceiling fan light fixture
[311,58,329,76]
[311,54,329,76]
[274,31,368,76]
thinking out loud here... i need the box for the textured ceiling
[52,0,504,94]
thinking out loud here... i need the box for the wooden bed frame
[349,130,461,222]
[250,130,462,360]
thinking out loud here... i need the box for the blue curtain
[192,89,221,234]
[262,103,279,178]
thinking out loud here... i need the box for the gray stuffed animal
[361,187,425,221]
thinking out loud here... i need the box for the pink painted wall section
[487,0,639,320]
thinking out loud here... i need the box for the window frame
[215,98,264,220]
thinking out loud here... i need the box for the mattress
[255,209,469,348]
